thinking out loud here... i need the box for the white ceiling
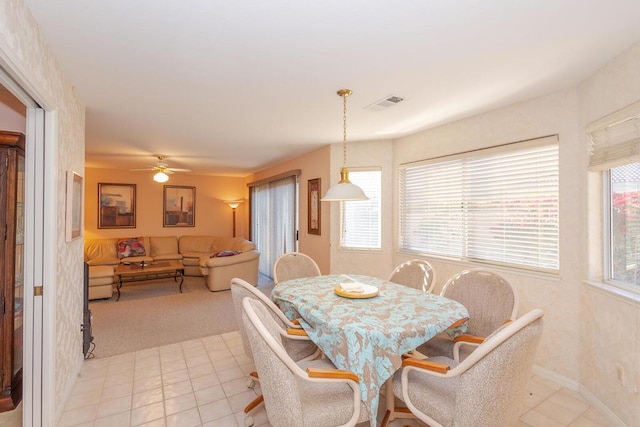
[23,0,640,176]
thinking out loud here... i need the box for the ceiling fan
[131,155,191,182]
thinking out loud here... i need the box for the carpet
[88,275,273,358]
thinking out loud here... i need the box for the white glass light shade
[225,200,242,209]
[153,171,169,183]
[321,167,368,201]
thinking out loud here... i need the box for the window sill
[582,280,640,307]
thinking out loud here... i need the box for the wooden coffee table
[115,260,185,301]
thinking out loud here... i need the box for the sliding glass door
[250,172,298,279]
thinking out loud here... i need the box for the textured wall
[392,89,584,381]
[579,40,640,424]
[0,0,86,423]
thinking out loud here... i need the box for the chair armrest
[307,368,359,383]
[402,357,450,374]
[453,334,485,344]
[286,328,308,337]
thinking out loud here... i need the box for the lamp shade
[153,171,169,183]
[321,167,368,201]
[321,182,368,201]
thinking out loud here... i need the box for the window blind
[587,100,640,171]
[400,136,559,272]
[341,169,382,249]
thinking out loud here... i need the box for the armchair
[242,297,368,427]
[388,259,435,293]
[385,309,544,427]
[417,268,518,360]
[273,252,321,285]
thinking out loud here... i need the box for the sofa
[84,235,260,299]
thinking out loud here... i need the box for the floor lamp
[225,200,243,237]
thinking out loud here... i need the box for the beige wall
[328,139,395,279]
[579,40,640,424]
[1,0,86,423]
[246,146,331,274]
[0,86,26,131]
[85,168,247,241]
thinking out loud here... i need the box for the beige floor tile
[188,361,215,378]
[93,410,131,427]
[132,387,164,409]
[130,401,165,426]
[222,377,254,397]
[217,366,246,383]
[535,400,583,425]
[96,395,132,419]
[133,375,163,394]
[58,404,98,427]
[582,407,612,425]
[162,368,190,385]
[198,398,234,423]
[212,357,239,371]
[569,416,609,427]
[164,392,197,416]
[166,407,202,427]
[191,372,220,391]
[227,389,260,412]
[195,384,226,406]
[520,408,566,427]
[162,379,193,399]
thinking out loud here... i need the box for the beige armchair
[384,309,544,427]
[231,278,319,426]
[242,297,369,427]
[272,252,321,285]
[388,259,435,293]
[417,268,518,361]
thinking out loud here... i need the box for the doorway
[249,171,299,279]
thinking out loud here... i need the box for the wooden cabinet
[0,130,25,412]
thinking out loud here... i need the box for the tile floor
[54,331,613,427]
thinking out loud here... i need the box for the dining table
[271,274,469,426]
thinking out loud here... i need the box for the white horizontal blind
[400,136,559,272]
[341,169,381,249]
[588,101,640,171]
[399,159,464,256]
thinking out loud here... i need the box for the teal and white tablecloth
[271,274,468,426]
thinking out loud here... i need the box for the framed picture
[65,171,83,241]
[308,178,321,235]
[98,183,136,228]
[163,185,196,227]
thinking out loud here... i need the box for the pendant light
[153,171,169,183]
[321,89,368,201]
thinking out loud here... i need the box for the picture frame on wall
[65,171,83,241]
[98,183,136,229]
[308,178,321,235]
[163,185,196,227]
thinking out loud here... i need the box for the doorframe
[0,48,57,427]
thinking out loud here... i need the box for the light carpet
[88,275,273,358]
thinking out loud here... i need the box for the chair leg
[247,371,259,389]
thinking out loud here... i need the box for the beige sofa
[178,236,260,291]
[84,235,259,299]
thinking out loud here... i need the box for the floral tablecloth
[271,274,468,426]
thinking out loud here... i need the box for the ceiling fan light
[153,171,169,183]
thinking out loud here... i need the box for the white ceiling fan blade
[130,167,156,171]
[167,168,192,172]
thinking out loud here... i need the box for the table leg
[116,277,122,301]
[178,269,184,293]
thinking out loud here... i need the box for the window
[400,136,559,272]
[608,164,640,286]
[587,101,640,288]
[341,169,382,249]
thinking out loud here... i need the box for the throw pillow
[117,237,146,259]
[214,250,242,257]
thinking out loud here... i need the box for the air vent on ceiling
[365,94,405,112]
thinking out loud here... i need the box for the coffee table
[115,260,185,301]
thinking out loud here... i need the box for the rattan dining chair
[230,278,320,426]
[416,268,519,361]
[388,259,436,293]
[273,252,321,285]
[242,297,369,427]
[384,309,543,427]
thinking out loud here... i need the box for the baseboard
[532,365,627,427]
